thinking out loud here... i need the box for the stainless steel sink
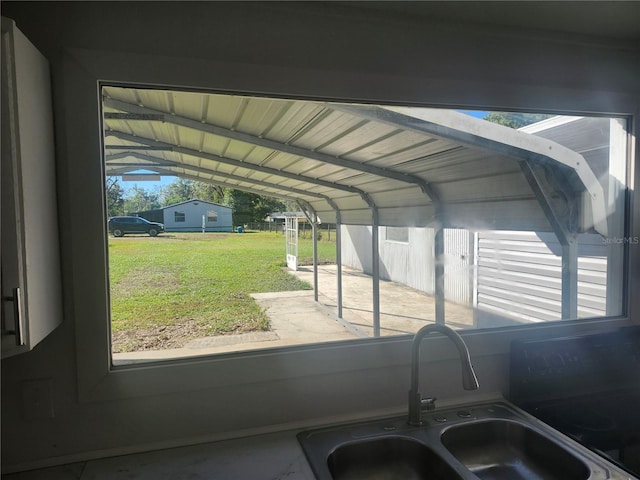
[328,436,463,480]
[441,419,590,480]
[298,401,632,480]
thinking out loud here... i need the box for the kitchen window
[102,85,631,365]
[45,35,635,411]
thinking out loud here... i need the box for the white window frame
[207,210,218,223]
[65,49,637,404]
[174,211,186,222]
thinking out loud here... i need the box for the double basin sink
[298,401,632,480]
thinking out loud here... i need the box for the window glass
[103,86,630,364]
[386,227,409,243]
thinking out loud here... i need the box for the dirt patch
[111,266,180,297]
[112,319,213,353]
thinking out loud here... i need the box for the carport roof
[157,198,230,211]
[103,86,608,237]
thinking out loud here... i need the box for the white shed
[160,199,233,232]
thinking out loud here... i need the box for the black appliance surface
[510,326,640,478]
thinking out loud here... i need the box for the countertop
[2,430,315,479]
[5,396,638,479]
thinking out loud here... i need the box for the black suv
[108,216,165,237]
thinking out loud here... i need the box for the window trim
[63,48,637,403]
[174,210,186,222]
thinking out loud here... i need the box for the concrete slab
[291,265,475,335]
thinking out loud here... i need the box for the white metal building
[157,199,232,232]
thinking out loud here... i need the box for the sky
[458,110,488,119]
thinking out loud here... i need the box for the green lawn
[109,231,336,352]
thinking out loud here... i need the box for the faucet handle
[421,397,437,411]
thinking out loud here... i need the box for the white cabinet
[1,17,62,358]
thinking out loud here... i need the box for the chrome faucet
[408,324,479,425]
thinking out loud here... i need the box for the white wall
[1,2,638,472]
[341,226,436,294]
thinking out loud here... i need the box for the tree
[106,178,125,217]
[483,112,552,129]
[225,190,253,226]
[282,199,301,212]
[193,181,225,204]
[160,179,197,205]
[160,179,226,206]
[123,186,161,214]
[253,195,287,223]
[224,189,285,225]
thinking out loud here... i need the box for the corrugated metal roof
[102,86,608,237]
[159,199,231,211]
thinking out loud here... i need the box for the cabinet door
[1,17,62,358]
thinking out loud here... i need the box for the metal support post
[605,118,627,316]
[312,216,318,302]
[372,208,381,336]
[434,224,445,324]
[520,160,579,320]
[335,214,343,319]
[561,238,579,320]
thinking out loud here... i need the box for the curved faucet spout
[408,324,479,426]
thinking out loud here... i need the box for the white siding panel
[577,281,607,297]
[477,300,554,323]
[577,293,607,311]
[578,305,609,318]
[478,257,560,277]
[480,276,560,301]
[476,231,607,326]
[478,285,561,310]
[479,267,561,289]
[378,205,437,228]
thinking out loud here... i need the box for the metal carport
[102,86,609,335]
